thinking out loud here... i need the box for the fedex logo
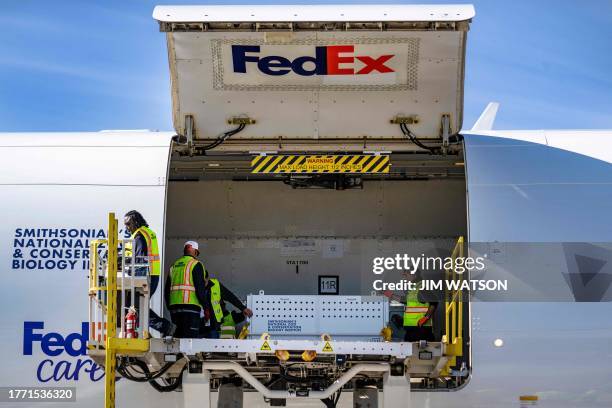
[232,45,395,76]
[24,321,87,357]
[23,321,103,382]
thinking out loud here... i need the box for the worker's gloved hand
[243,308,253,318]
[417,316,430,327]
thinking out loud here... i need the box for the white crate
[247,293,389,341]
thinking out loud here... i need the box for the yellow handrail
[87,213,150,408]
[442,236,465,375]
[104,213,118,408]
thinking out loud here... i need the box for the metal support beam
[218,383,244,408]
[440,114,451,151]
[354,386,379,407]
[383,373,411,408]
[198,361,389,400]
[183,369,211,407]
[180,338,411,358]
[184,114,195,155]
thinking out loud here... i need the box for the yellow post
[89,241,99,350]
[442,236,465,375]
[457,236,464,343]
[104,213,118,408]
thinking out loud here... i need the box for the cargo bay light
[88,4,476,408]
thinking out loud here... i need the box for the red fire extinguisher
[125,306,138,338]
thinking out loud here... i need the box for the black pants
[170,310,201,338]
[404,326,435,342]
[147,276,174,336]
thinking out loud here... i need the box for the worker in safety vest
[123,210,176,337]
[200,271,253,339]
[164,241,209,338]
[403,273,437,342]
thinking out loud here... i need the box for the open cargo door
[153,5,474,145]
[154,5,474,395]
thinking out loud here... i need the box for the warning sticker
[322,341,334,353]
[251,155,390,174]
[260,341,272,351]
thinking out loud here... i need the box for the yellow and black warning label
[251,155,390,174]
[322,341,334,353]
[260,341,272,351]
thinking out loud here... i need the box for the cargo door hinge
[440,114,451,153]
[184,114,195,156]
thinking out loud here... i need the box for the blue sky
[1,2,612,406]
[1,0,611,132]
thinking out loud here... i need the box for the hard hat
[184,240,199,250]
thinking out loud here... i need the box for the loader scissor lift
[87,213,467,408]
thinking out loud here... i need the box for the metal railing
[88,239,150,348]
[87,213,151,408]
[442,236,465,375]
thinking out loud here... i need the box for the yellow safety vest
[209,278,224,323]
[403,284,432,327]
[125,226,160,276]
[220,314,236,339]
[169,256,203,308]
